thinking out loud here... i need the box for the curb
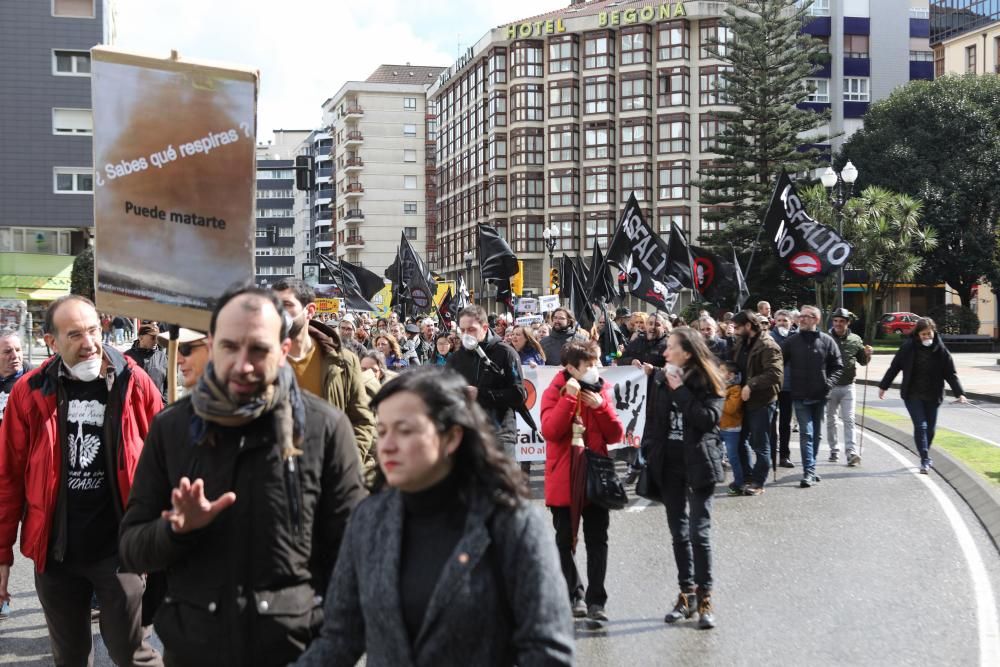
[863,416,1000,552]
[857,379,1000,405]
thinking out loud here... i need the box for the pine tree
[697,0,829,306]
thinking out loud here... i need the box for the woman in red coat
[541,340,625,625]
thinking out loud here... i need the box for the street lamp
[463,251,475,302]
[542,223,559,295]
[821,160,859,311]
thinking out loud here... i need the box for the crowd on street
[0,284,969,665]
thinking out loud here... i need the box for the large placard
[91,47,258,330]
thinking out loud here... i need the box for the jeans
[794,400,827,477]
[652,448,714,592]
[770,390,793,462]
[826,385,857,456]
[550,505,610,606]
[743,403,776,486]
[721,429,744,488]
[113,327,124,345]
[904,398,939,464]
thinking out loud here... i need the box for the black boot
[697,589,715,629]
[664,590,696,623]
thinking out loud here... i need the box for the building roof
[365,64,447,83]
[504,0,664,27]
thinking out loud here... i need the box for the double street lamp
[821,160,859,311]
[542,223,559,294]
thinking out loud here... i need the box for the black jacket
[641,369,724,491]
[618,334,668,368]
[119,393,367,667]
[780,330,844,401]
[540,328,576,366]
[0,366,30,427]
[447,331,526,447]
[879,337,964,404]
[124,344,169,402]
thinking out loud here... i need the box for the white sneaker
[847,453,861,467]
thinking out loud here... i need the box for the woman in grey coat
[295,367,574,667]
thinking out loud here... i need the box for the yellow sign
[599,3,687,27]
[372,284,392,318]
[434,281,455,307]
[315,298,341,314]
[511,261,524,297]
[505,18,568,40]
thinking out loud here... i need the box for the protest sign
[315,298,341,315]
[91,47,257,330]
[538,294,560,313]
[516,297,538,313]
[514,365,647,462]
[515,314,543,327]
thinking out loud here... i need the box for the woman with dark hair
[541,340,625,625]
[878,317,967,473]
[296,367,573,667]
[510,325,546,367]
[374,333,409,371]
[642,326,725,629]
[431,332,452,366]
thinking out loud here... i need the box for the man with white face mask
[447,305,527,460]
[0,295,163,666]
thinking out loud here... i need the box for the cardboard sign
[515,314,543,326]
[516,297,538,313]
[538,294,560,313]
[91,47,257,330]
[315,298,341,315]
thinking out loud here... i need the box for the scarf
[190,362,304,461]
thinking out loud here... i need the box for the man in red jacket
[0,295,162,666]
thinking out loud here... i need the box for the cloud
[113,0,564,141]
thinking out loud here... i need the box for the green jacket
[831,330,869,386]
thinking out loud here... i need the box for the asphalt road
[2,432,999,666]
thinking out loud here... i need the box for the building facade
[428,0,932,295]
[255,130,310,286]
[0,0,111,308]
[931,0,1000,44]
[321,64,445,274]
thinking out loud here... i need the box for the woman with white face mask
[878,317,967,473]
[539,340,625,626]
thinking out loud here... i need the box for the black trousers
[33,554,161,667]
[770,390,793,462]
[550,505,609,606]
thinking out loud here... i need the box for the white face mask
[776,327,789,337]
[68,358,102,382]
[921,338,934,347]
[579,367,599,385]
[461,333,479,351]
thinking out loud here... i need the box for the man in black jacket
[540,308,578,365]
[119,286,367,666]
[618,312,670,368]
[124,323,169,403]
[447,305,526,460]
[780,305,843,488]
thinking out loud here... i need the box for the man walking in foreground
[826,308,872,467]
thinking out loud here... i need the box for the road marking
[865,432,1000,666]
[943,427,1000,449]
[627,498,653,513]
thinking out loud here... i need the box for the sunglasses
[178,341,206,356]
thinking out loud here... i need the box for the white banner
[515,365,648,462]
[538,294,560,313]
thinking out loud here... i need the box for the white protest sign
[516,297,538,313]
[515,314,543,327]
[538,295,560,313]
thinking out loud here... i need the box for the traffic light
[549,267,560,295]
[295,155,315,192]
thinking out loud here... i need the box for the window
[489,91,507,127]
[511,84,544,122]
[658,20,690,61]
[403,124,417,137]
[699,19,733,59]
[490,134,507,170]
[549,170,579,207]
[403,150,417,163]
[256,208,294,218]
[53,50,91,75]
[584,31,614,69]
[699,115,728,152]
[620,120,651,157]
[404,175,418,189]
[256,189,295,199]
[491,48,508,84]
[404,201,418,214]
[657,114,689,154]
[699,66,732,105]
[657,67,690,107]
[966,45,977,74]
[934,45,945,78]
[53,0,94,18]
[621,163,652,202]
[658,161,689,201]
[511,128,544,165]
[657,207,690,235]
[259,169,294,179]
[700,206,726,232]
[53,167,93,193]
[549,36,578,73]
[489,176,508,212]
[584,121,614,160]
[799,0,829,16]
[843,77,870,102]
[511,40,544,78]
[52,108,92,135]
[584,75,614,114]
[621,76,651,111]
[511,216,545,253]
[511,173,544,209]
[403,97,417,110]
[584,166,615,205]
[548,81,579,118]
[909,50,933,62]
[621,27,651,66]
[844,34,869,59]
[549,124,580,162]
[548,215,579,252]
[404,227,418,240]
[0,227,74,255]
[805,78,830,103]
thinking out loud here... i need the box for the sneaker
[919,461,931,474]
[664,592,696,623]
[813,473,822,483]
[743,485,764,496]
[0,600,10,621]
[779,458,795,468]
[625,469,640,485]
[587,604,608,623]
[697,592,715,630]
[727,485,743,496]
[800,476,815,488]
[572,598,588,618]
[848,453,861,467]
[828,453,839,463]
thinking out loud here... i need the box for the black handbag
[585,449,629,510]
[634,465,659,501]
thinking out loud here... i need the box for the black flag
[666,220,695,291]
[455,274,470,311]
[478,224,520,282]
[562,255,595,330]
[690,245,739,303]
[438,289,454,329]
[394,231,436,315]
[340,259,384,300]
[734,247,750,311]
[763,171,854,278]
[317,254,377,311]
[604,196,679,310]
[586,242,618,305]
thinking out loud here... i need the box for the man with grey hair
[827,308,872,466]
[415,317,437,365]
[780,305,843,487]
[0,330,28,429]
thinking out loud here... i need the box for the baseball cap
[156,327,207,346]
[831,308,854,321]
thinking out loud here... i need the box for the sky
[113,0,566,143]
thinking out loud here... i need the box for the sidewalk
[863,352,1000,402]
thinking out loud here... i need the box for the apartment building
[255,130,311,286]
[931,0,1000,43]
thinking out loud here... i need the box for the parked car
[880,312,920,336]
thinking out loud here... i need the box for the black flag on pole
[339,259,385,301]
[393,231,436,315]
[561,255,595,330]
[734,247,750,311]
[666,220,695,291]
[690,245,739,303]
[478,224,520,282]
[317,254,377,311]
[586,242,618,305]
[763,171,854,278]
[604,195,681,310]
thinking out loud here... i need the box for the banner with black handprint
[514,365,647,462]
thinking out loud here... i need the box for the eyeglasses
[178,341,206,356]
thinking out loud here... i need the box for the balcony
[315,232,334,247]
[343,235,365,249]
[344,208,365,222]
[344,131,364,147]
[343,182,364,199]
[344,104,364,119]
[344,157,364,172]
